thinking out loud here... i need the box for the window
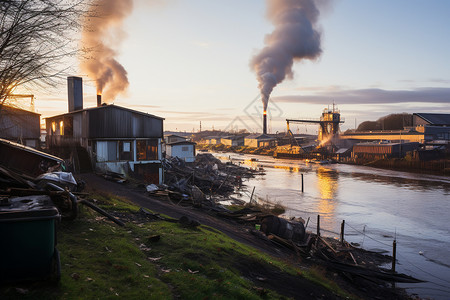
[107,141,117,161]
[59,121,64,135]
[97,141,118,162]
[182,146,189,152]
[119,141,132,161]
[136,139,158,161]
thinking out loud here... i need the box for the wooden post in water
[301,174,304,192]
[392,239,397,273]
[317,215,321,237]
[340,220,345,245]
[249,186,255,204]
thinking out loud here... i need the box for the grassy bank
[1,193,348,299]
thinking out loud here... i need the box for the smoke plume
[80,0,133,102]
[251,0,323,111]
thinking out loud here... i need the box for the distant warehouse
[352,142,420,159]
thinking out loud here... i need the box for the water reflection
[213,152,450,299]
[274,165,301,173]
[341,168,450,193]
[316,167,339,200]
[315,167,339,232]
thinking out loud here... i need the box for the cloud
[124,103,161,110]
[191,41,211,48]
[274,87,450,105]
[154,110,231,122]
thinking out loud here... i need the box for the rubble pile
[160,153,257,201]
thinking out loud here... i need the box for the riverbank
[0,175,411,299]
[197,144,450,175]
[211,151,450,299]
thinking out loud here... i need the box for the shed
[46,104,164,184]
[221,135,245,146]
[165,134,189,144]
[165,141,196,163]
[244,134,276,148]
[0,106,40,148]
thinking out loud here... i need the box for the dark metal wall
[88,106,163,139]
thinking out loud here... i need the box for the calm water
[213,152,450,299]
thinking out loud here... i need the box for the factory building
[341,113,450,144]
[46,77,164,184]
[352,142,420,159]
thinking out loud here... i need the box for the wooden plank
[319,236,338,255]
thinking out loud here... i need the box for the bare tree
[0,0,84,113]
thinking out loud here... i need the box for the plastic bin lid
[0,195,60,221]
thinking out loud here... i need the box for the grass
[0,193,350,300]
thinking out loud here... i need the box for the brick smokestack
[97,94,102,107]
[263,110,267,134]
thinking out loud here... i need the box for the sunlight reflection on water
[213,152,450,299]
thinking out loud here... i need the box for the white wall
[167,144,195,162]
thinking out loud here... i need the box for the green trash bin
[0,195,61,282]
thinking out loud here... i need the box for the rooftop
[414,113,450,126]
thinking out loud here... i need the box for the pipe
[97,94,102,107]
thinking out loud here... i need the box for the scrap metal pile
[0,139,82,220]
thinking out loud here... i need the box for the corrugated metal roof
[1,105,40,116]
[46,104,164,139]
[414,113,450,126]
[0,138,64,162]
[166,141,196,146]
[46,104,164,120]
[245,134,275,140]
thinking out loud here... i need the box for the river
[212,152,450,299]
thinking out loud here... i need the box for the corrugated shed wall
[88,106,162,138]
[0,109,40,139]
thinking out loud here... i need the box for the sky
[29,0,450,134]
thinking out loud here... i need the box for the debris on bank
[146,153,260,205]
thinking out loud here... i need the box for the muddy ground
[80,173,410,300]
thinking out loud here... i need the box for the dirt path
[80,173,346,299]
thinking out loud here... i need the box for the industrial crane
[5,94,35,111]
[286,103,345,145]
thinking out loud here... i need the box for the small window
[59,121,64,135]
[182,146,189,152]
[123,142,131,152]
[119,141,132,161]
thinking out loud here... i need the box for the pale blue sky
[34,0,450,133]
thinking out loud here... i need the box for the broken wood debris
[160,154,258,201]
[78,199,125,227]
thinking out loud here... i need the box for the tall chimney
[263,111,267,135]
[68,76,83,112]
[97,94,102,107]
